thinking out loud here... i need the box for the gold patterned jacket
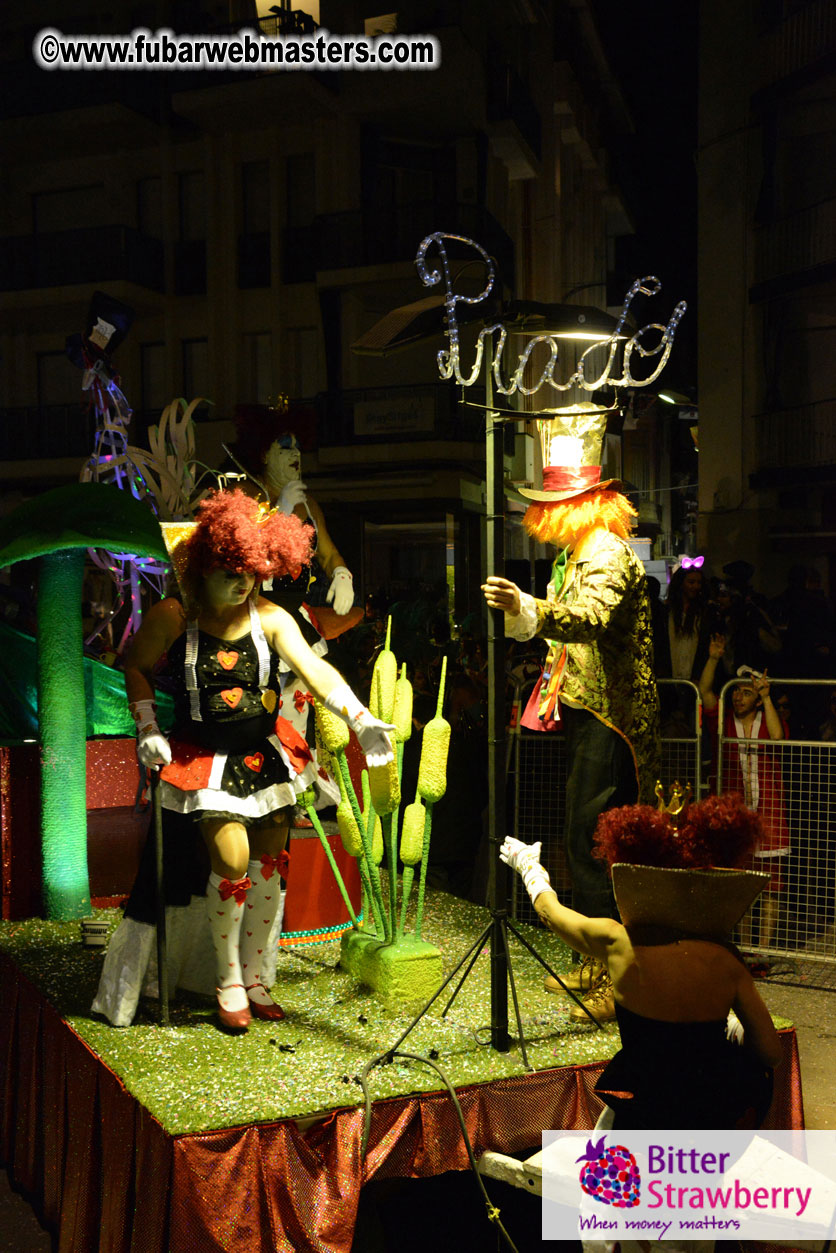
[515,530,660,802]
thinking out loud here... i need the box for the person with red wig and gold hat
[483,408,660,1023]
[98,489,392,1034]
[500,794,781,1131]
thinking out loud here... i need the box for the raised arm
[753,671,784,741]
[306,495,354,614]
[500,836,621,962]
[698,633,726,713]
[260,599,393,764]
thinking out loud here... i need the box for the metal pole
[151,770,169,1026]
[484,341,510,1052]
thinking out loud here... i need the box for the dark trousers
[562,704,638,920]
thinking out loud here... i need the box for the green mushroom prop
[0,482,168,919]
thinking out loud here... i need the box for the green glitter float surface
[0,889,792,1138]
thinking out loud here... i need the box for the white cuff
[504,590,539,641]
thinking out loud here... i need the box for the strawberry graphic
[576,1136,640,1208]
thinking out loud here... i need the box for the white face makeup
[203,568,256,608]
[264,437,301,490]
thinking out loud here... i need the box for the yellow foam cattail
[400,801,426,866]
[368,758,400,815]
[369,617,397,722]
[416,655,450,802]
[371,815,384,864]
[314,700,350,753]
[392,664,413,742]
[336,800,363,857]
[416,717,450,802]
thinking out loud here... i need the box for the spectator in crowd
[663,558,711,682]
[699,636,789,954]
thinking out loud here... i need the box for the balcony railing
[293,202,515,287]
[751,197,836,296]
[755,398,836,471]
[0,226,164,293]
[758,0,836,88]
[486,59,542,165]
[0,405,97,461]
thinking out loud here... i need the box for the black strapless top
[595,1003,773,1130]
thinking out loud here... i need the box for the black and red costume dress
[158,600,318,822]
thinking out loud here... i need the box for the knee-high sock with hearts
[241,854,285,1007]
[206,872,251,1013]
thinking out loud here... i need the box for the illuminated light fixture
[658,388,695,406]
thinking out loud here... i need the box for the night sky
[590,0,699,383]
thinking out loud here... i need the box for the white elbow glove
[500,836,552,904]
[131,699,172,769]
[278,480,307,515]
[326,566,354,615]
[324,682,394,766]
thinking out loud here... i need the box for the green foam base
[340,930,443,1007]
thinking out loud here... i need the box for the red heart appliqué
[221,688,243,708]
[244,752,264,772]
[217,650,239,670]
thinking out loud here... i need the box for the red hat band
[541,465,602,494]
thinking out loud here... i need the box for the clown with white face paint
[227,406,359,812]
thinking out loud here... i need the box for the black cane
[151,769,169,1025]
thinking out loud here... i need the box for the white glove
[324,682,395,766]
[137,726,172,769]
[326,566,354,615]
[500,836,552,904]
[279,480,307,515]
[726,1011,745,1046]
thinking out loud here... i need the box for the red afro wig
[523,489,637,549]
[593,794,762,874]
[187,489,313,585]
[593,805,684,872]
[677,793,761,869]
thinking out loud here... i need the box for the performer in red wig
[501,794,781,1130]
[97,489,392,1034]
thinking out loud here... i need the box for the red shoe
[216,986,251,1034]
[246,984,286,1021]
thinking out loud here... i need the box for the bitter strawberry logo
[577,1136,641,1207]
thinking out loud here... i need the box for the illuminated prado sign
[414,232,687,400]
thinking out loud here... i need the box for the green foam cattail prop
[398,800,429,936]
[414,657,449,937]
[368,758,401,815]
[369,616,397,722]
[314,700,350,753]
[416,662,450,803]
[392,664,413,742]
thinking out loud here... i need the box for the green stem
[398,864,415,938]
[302,799,358,927]
[414,803,434,940]
[37,549,91,919]
[338,752,389,942]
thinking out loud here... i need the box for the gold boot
[544,957,605,995]
[569,973,616,1024]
